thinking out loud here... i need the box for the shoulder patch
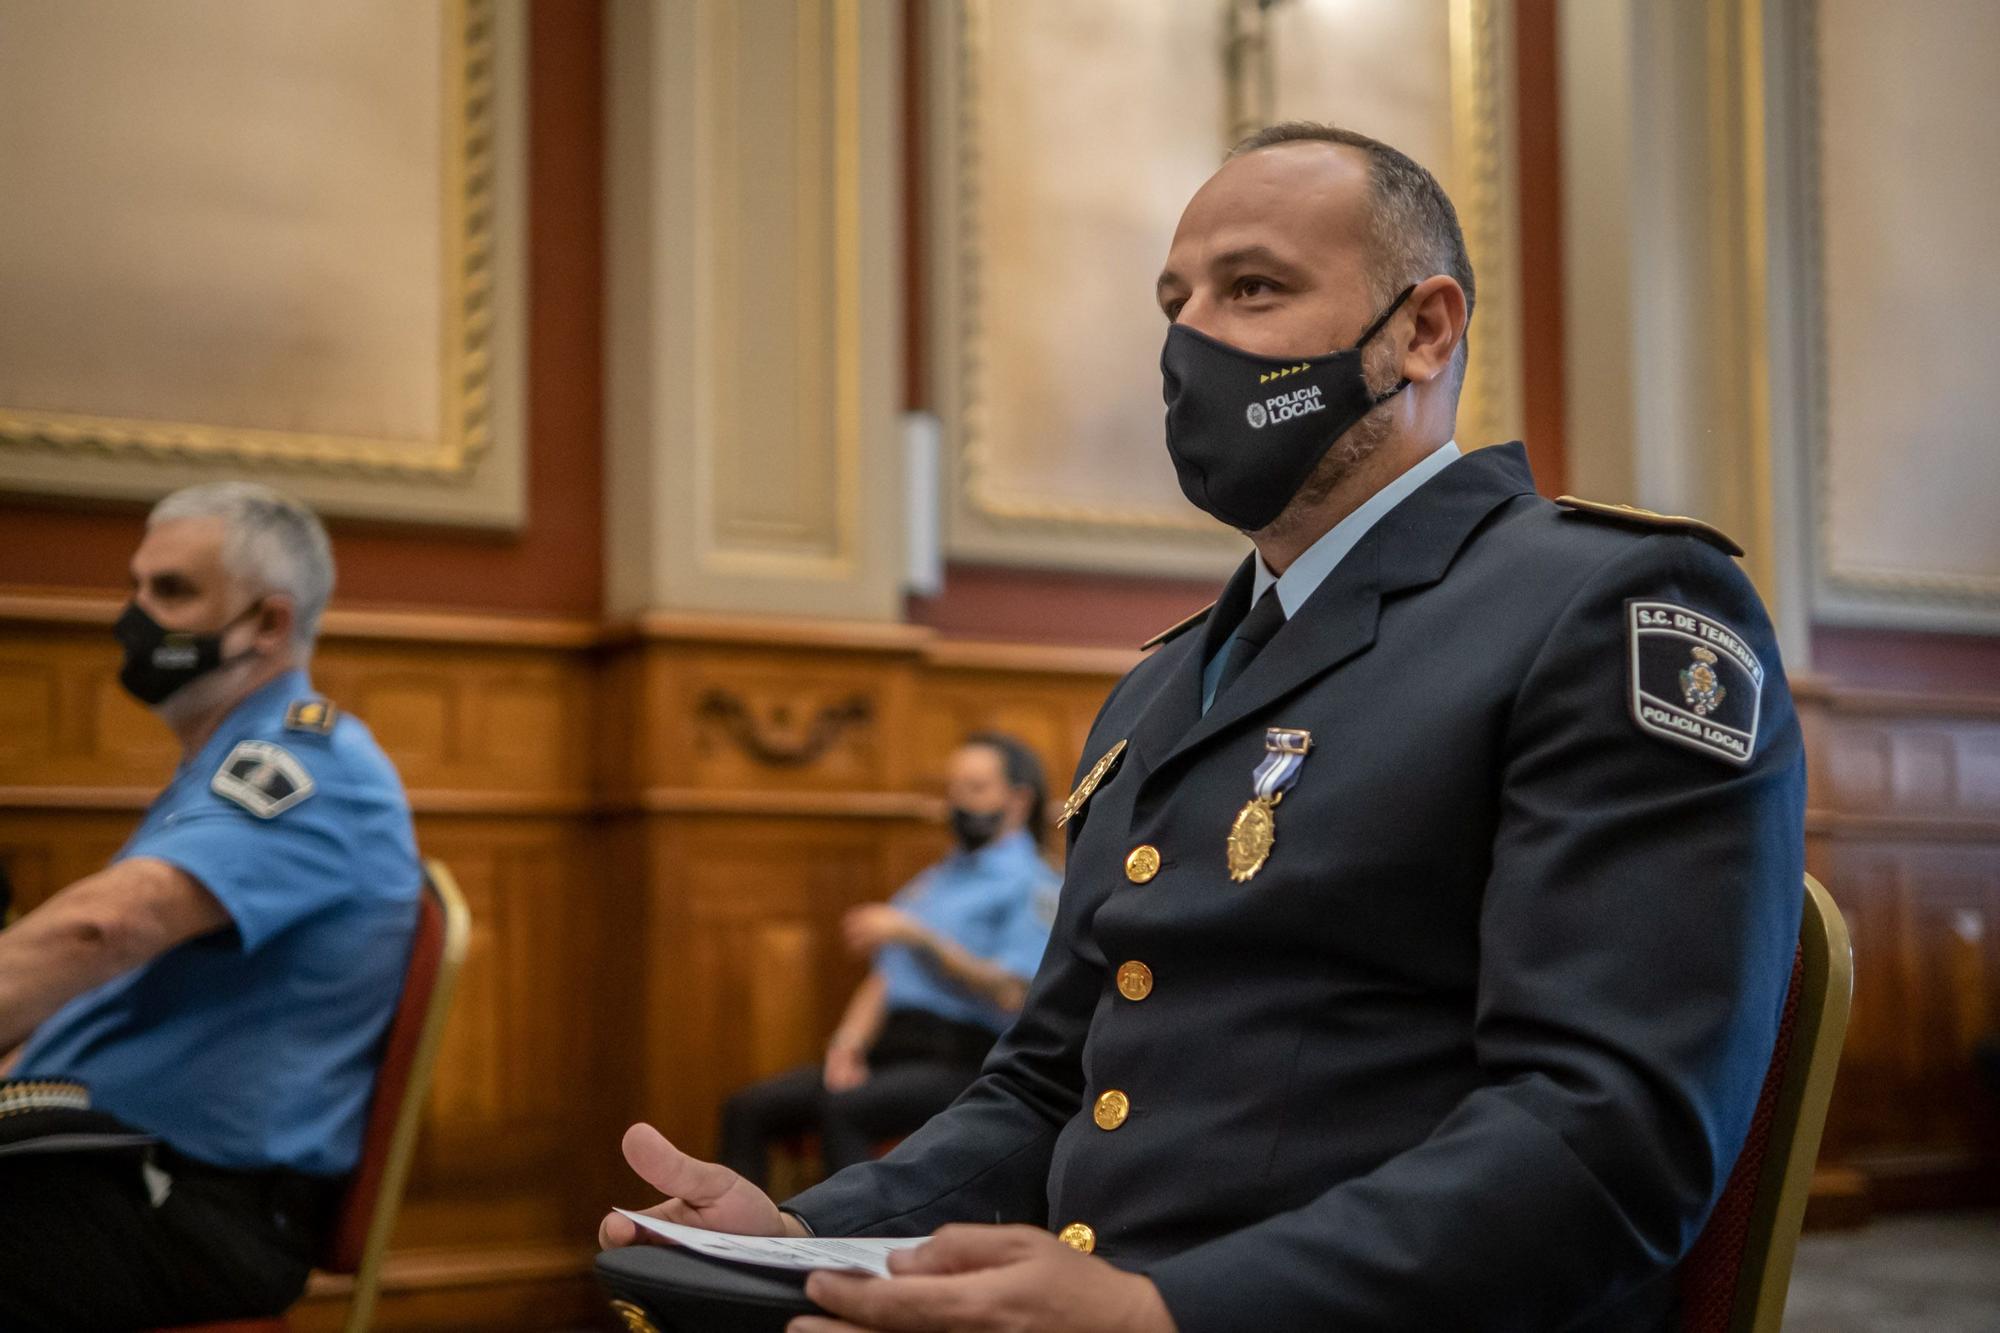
[212,740,316,819]
[1141,602,1215,651]
[284,698,337,735]
[1627,600,1763,766]
[1555,495,1745,557]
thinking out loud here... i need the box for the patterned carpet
[1785,1211,2000,1332]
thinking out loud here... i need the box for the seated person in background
[718,732,1059,1188]
[0,482,420,1331]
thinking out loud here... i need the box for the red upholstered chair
[160,859,471,1333]
[1677,874,1854,1333]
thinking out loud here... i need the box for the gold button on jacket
[1124,845,1161,883]
[1093,1089,1130,1130]
[1057,1221,1096,1254]
[1116,960,1154,1001]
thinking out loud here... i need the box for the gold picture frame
[932,0,1525,577]
[0,0,525,527]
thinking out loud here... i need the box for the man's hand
[598,1123,809,1248]
[823,1042,870,1093]
[789,1224,1177,1333]
[843,904,929,955]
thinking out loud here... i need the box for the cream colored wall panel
[1804,0,2000,630]
[934,0,1523,577]
[0,0,526,528]
[605,0,904,619]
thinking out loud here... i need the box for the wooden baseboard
[1804,1165,1872,1231]
[291,1244,604,1333]
[1844,1149,2000,1214]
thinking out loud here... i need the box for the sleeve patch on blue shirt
[211,740,316,819]
[1626,600,1763,766]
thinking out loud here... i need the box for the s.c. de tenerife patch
[1626,600,1763,765]
[211,739,316,819]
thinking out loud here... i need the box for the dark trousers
[718,1009,994,1190]
[0,1147,336,1331]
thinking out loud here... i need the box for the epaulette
[1141,601,1215,651]
[1553,495,1744,557]
[284,698,338,735]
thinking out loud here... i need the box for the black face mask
[1161,285,1416,531]
[949,806,1007,852]
[114,600,260,706]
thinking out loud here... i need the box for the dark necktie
[1212,587,1286,703]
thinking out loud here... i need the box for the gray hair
[1229,122,1476,388]
[148,482,335,652]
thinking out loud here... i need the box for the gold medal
[1058,739,1128,829]
[1226,792,1280,882]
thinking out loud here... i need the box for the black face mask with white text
[113,600,261,706]
[949,806,1007,853]
[1160,285,1414,531]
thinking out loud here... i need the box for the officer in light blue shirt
[0,482,419,1331]
[717,733,1059,1188]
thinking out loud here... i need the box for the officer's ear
[249,594,297,656]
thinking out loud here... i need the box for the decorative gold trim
[0,0,498,481]
[1726,0,1780,599]
[944,0,1524,542]
[1449,0,1525,457]
[1797,0,2000,607]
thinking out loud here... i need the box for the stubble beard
[1248,340,1403,547]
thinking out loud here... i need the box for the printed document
[614,1209,928,1279]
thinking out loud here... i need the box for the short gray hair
[148,482,335,651]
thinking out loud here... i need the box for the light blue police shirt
[875,828,1059,1035]
[1202,440,1462,713]
[17,669,420,1177]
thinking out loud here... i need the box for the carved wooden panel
[1804,688,2000,1205]
[632,644,917,794]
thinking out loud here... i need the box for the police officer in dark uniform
[0,482,420,1330]
[601,123,1805,1333]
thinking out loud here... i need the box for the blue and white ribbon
[1251,727,1312,801]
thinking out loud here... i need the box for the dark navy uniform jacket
[788,444,1805,1331]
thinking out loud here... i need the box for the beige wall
[1561,0,2000,653]
[0,0,527,530]
[1807,0,2000,631]
[603,0,907,620]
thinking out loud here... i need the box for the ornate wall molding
[604,0,905,619]
[1792,0,2000,630]
[932,0,1526,577]
[0,0,526,528]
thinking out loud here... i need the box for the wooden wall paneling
[0,623,176,795]
[1890,845,2000,1200]
[0,812,148,921]
[641,641,921,796]
[1802,684,2000,1211]
[311,640,595,808]
[1812,847,1910,1164]
[634,812,914,1159]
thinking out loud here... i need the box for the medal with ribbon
[1226,727,1312,882]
